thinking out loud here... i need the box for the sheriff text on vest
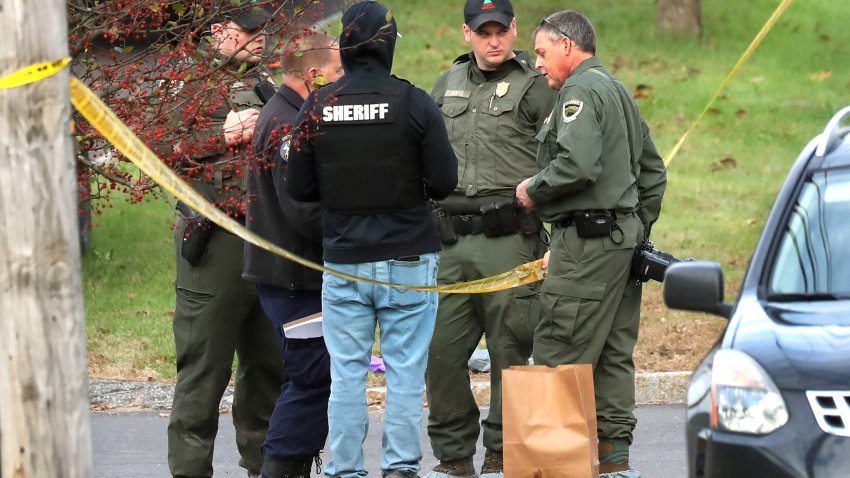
[322,103,391,122]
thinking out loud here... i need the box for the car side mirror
[663,261,733,319]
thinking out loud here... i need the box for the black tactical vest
[314,77,425,215]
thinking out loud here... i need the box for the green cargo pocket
[538,276,605,347]
[440,99,469,143]
[483,99,518,140]
[511,284,541,346]
[602,230,638,252]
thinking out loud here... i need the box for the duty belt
[451,214,487,236]
[553,209,635,229]
[432,199,542,244]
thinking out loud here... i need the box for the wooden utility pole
[0,0,92,476]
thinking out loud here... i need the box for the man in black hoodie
[245,32,343,478]
[286,2,458,477]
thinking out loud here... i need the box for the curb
[634,371,691,405]
[89,371,690,412]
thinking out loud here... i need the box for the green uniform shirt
[527,57,666,230]
[432,51,556,213]
[152,55,271,215]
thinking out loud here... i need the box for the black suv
[663,107,850,477]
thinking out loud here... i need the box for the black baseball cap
[464,0,514,31]
[213,1,271,31]
[228,7,268,31]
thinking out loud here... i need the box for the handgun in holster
[480,198,541,237]
[431,205,458,245]
[513,198,543,236]
[177,201,216,267]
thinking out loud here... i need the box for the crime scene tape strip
[0,57,70,89]
[663,0,793,166]
[66,77,545,293]
[0,58,544,293]
[0,0,791,291]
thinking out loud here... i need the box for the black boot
[260,454,318,478]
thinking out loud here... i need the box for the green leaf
[236,62,248,76]
[386,10,393,22]
[328,19,343,38]
[172,3,186,16]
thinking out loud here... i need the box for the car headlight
[688,355,713,407]
[711,349,789,434]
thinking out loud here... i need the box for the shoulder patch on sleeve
[278,133,292,163]
[562,97,584,123]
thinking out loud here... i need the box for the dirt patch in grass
[88,337,167,382]
[634,286,726,373]
[88,359,164,383]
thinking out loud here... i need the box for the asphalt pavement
[91,405,686,477]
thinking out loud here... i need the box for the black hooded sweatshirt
[286,0,457,264]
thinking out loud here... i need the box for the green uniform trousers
[168,220,285,477]
[426,231,545,460]
[533,214,643,444]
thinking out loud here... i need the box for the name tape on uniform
[445,90,470,98]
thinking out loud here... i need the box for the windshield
[769,168,850,298]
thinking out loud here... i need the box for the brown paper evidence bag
[503,364,600,478]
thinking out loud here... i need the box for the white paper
[282,313,323,339]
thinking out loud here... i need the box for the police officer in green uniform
[515,10,667,478]
[425,1,555,477]
[152,9,285,478]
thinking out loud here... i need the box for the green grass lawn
[83,0,850,380]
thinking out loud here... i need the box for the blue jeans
[322,253,440,478]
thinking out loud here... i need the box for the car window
[769,168,850,298]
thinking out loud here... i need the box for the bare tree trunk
[0,0,92,476]
[657,0,703,37]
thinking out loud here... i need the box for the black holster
[177,202,215,266]
[480,198,541,238]
[573,210,618,239]
[432,206,458,245]
[516,204,543,236]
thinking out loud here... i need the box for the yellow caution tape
[0,57,70,89]
[663,0,793,166]
[3,0,790,292]
[68,77,545,293]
